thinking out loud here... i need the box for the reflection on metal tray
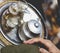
[0,1,48,45]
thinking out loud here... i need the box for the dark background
[26,0,45,19]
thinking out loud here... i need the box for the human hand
[24,38,60,53]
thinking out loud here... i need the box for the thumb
[39,48,49,53]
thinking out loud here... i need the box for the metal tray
[0,1,48,45]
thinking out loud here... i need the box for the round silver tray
[0,1,48,45]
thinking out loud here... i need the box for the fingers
[24,38,53,49]
[39,48,49,53]
[24,38,60,53]
[24,38,40,44]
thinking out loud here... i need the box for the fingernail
[23,41,26,43]
[40,48,43,51]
